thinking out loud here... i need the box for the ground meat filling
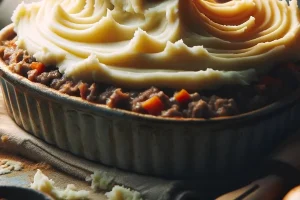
[1,39,300,119]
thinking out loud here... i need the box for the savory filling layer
[1,39,300,119]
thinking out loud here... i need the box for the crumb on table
[1,135,8,143]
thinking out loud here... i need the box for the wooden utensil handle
[216,175,286,200]
[217,131,300,200]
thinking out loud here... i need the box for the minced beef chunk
[36,70,62,85]
[190,92,201,101]
[86,83,99,102]
[1,39,300,119]
[50,77,68,90]
[27,69,39,82]
[59,81,81,96]
[187,100,212,118]
[10,62,31,76]
[98,87,116,104]
[131,102,146,114]
[107,88,130,109]
[162,105,182,118]
[213,97,239,117]
[9,49,25,64]
[3,47,15,62]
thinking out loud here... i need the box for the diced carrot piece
[30,62,45,74]
[78,82,88,100]
[260,76,282,87]
[141,96,164,116]
[174,89,191,104]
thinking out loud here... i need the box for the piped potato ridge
[11,0,300,90]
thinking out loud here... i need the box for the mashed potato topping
[11,0,300,90]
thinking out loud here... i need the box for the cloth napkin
[0,92,245,200]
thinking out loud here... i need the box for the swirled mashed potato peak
[11,0,300,90]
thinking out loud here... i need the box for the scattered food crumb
[0,159,23,175]
[105,186,142,200]
[31,169,90,200]
[86,171,114,191]
[1,135,8,143]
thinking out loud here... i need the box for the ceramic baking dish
[1,24,300,179]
